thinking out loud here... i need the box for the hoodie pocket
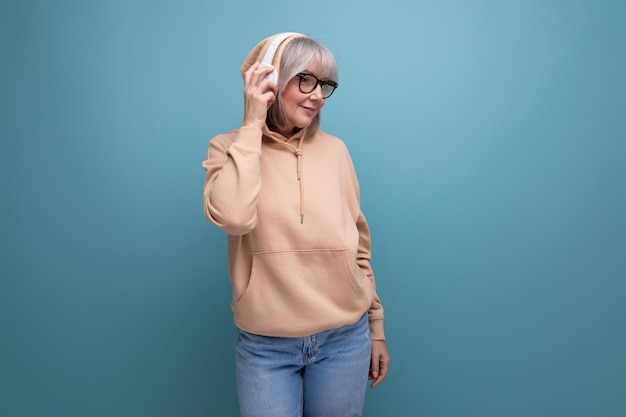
[234,248,371,335]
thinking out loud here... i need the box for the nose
[309,83,325,100]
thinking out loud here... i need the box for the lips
[301,105,317,114]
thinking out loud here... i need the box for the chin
[296,118,314,129]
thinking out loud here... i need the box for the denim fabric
[235,314,371,417]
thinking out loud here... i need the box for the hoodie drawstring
[295,149,304,223]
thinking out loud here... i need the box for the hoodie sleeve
[202,126,263,236]
[341,141,386,340]
[355,209,386,341]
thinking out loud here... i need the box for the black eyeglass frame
[296,72,339,98]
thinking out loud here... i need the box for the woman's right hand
[242,62,278,130]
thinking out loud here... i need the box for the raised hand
[242,61,278,130]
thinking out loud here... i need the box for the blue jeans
[235,313,371,417]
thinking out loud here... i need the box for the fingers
[242,62,278,129]
[370,355,389,388]
[244,61,277,90]
[369,340,390,389]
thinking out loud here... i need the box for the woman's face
[278,61,326,137]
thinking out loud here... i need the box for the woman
[202,32,390,416]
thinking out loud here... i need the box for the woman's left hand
[369,340,390,388]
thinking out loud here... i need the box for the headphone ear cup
[258,62,278,84]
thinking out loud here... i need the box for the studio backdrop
[2,1,625,416]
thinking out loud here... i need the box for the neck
[269,123,300,140]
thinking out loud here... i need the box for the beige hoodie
[202,33,384,340]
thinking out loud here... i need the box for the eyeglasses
[296,72,338,98]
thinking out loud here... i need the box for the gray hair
[267,37,338,135]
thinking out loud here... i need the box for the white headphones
[259,32,305,84]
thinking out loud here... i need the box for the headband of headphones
[259,32,306,83]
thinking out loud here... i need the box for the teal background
[2,0,625,416]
